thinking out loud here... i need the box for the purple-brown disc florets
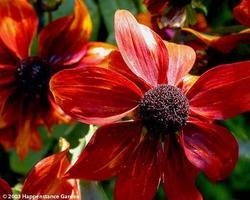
[16,56,51,96]
[139,85,189,136]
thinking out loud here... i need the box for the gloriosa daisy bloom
[50,10,250,200]
[0,0,114,159]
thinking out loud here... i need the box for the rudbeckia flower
[50,10,250,199]
[0,148,80,200]
[0,0,114,159]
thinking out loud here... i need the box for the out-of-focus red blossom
[0,0,114,159]
[0,149,80,200]
[233,0,250,27]
[50,10,250,200]
[182,27,250,54]
[143,0,169,14]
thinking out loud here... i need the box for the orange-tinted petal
[38,0,92,66]
[66,121,142,180]
[181,121,238,181]
[163,136,202,200]
[187,61,250,120]
[0,178,12,199]
[50,67,143,125]
[115,10,168,87]
[15,118,42,160]
[79,42,115,66]
[0,0,38,59]
[178,74,199,94]
[115,137,161,200]
[22,150,80,200]
[234,0,250,26]
[165,42,196,86]
[182,28,250,54]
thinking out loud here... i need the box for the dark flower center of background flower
[139,85,189,136]
[16,56,51,96]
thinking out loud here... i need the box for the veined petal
[163,136,202,200]
[115,10,168,87]
[234,0,250,26]
[165,42,196,85]
[22,149,80,199]
[15,118,42,160]
[187,61,250,120]
[115,137,161,200]
[66,121,142,180]
[38,0,92,66]
[182,28,250,54]
[79,42,116,66]
[0,0,38,59]
[50,67,143,125]
[107,50,151,92]
[181,121,238,181]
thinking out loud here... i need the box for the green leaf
[223,115,250,141]
[98,0,138,41]
[85,0,101,40]
[9,144,51,175]
[69,125,96,164]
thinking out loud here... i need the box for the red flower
[0,0,114,159]
[50,10,250,199]
[233,0,250,27]
[182,27,250,54]
[0,149,81,200]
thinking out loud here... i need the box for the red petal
[234,0,250,26]
[181,121,238,181]
[0,126,16,150]
[50,67,142,125]
[0,66,16,86]
[0,178,12,198]
[165,42,196,85]
[38,0,92,66]
[115,10,168,87]
[115,137,161,200]
[0,93,19,129]
[163,136,202,200]
[0,41,17,67]
[108,50,151,92]
[182,28,250,54]
[15,118,42,160]
[0,0,37,59]
[66,121,142,180]
[187,61,250,120]
[22,150,79,199]
[143,0,169,14]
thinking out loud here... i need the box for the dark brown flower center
[139,85,189,136]
[16,56,51,96]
